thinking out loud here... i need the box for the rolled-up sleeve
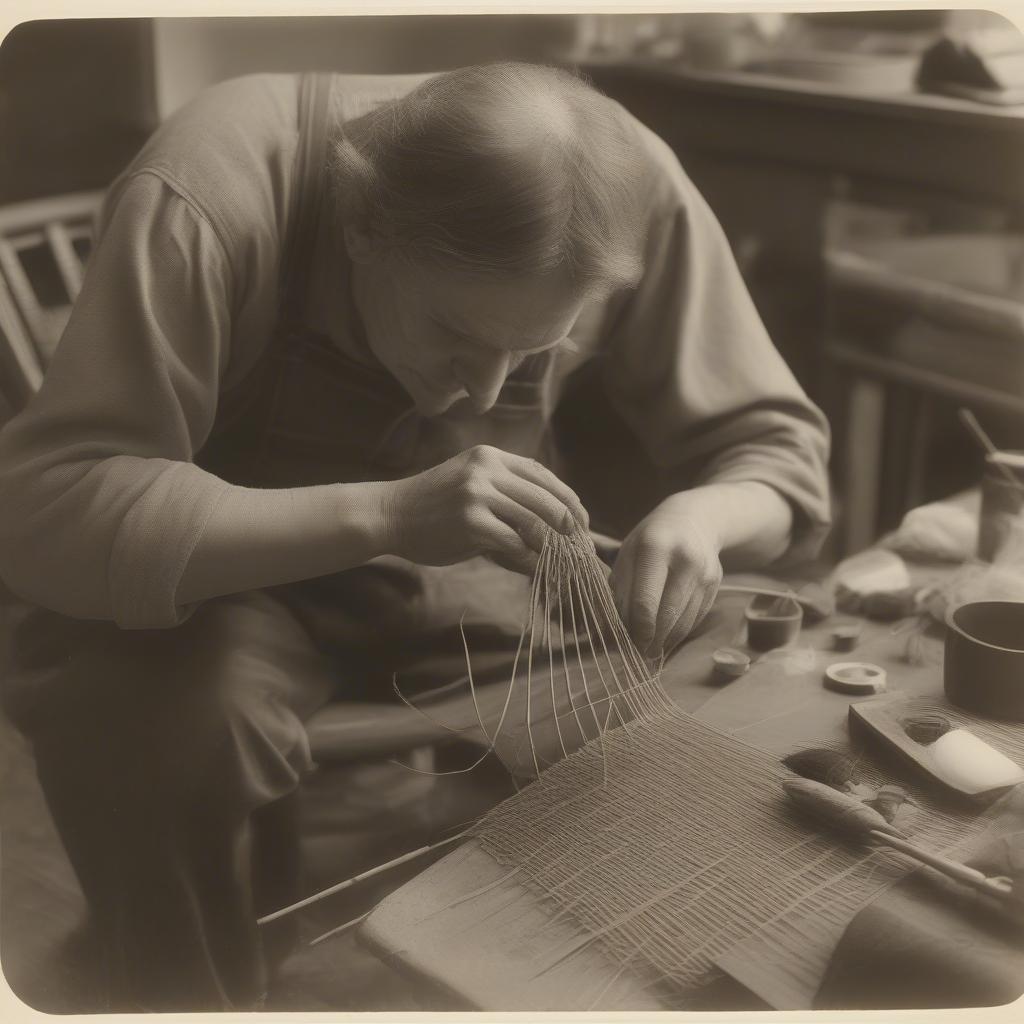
[602,128,832,563]
[0,172,235,627]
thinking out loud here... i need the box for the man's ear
[343,222,377,264]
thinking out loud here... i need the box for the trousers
[1,559,534,1011]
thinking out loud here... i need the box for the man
[0,63,830,1009]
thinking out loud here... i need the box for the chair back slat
[45,222,86,300]
[0,190,104,414]
[0,237,49,354]
[0,191,106,236]
[0,274,44,403]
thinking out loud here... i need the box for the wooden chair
[0,191,105,412]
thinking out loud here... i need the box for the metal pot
[944,600,1024,721]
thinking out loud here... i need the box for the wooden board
[849,693,1024,803]
[359,838,665,1011]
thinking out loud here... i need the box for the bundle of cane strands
[279,527,1024,1006]
[458,528,1024,1005]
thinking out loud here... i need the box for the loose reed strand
[556,548,590,746]
[389,673,474,735]
[308,910,372,947]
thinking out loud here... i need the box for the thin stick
[870,829,1014,899]
[256,829,470,925]
[958,407,1024,492]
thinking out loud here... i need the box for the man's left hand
[608,491,724,659]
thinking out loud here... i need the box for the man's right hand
[381,445,589,575]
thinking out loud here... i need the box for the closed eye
[430,315,579,358]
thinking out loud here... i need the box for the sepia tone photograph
[1,3,1024,1017]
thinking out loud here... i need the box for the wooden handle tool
[783,778,1015,902]
[868,829,1013,899]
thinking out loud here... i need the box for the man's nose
[455,351,510,414]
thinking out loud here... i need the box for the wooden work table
[358,556,994,1011]
[354,68,1024,1007]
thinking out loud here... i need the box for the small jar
[978,451,1024,562]
[745,594,803,651]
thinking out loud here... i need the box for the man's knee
[9,598,319,815]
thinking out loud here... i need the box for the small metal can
[978,451,1024,562]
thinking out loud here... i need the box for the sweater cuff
[694,461,833,568]
[108,462,230,629]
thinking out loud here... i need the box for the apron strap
[279,71,334,322]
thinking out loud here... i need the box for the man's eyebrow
[526,334,580,354]
[432,314,579,354]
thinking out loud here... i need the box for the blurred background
[3,10,1024,555]
[3,8,1024,1014]
[3,10,1024,551]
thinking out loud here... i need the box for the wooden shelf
[825,339,1024,418]
[578,57,1024,132]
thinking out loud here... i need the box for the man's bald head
[330,62,653,295]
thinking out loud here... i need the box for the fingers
[616,539,668,655]
[501,453,589,532]
[614,531,722,656]
[658,587,712,659]
[652,577,697,656]
[480,517,538,576]
[491,475,580,542]
[656,567,722,657]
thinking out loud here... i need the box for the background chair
[0,191,105,413]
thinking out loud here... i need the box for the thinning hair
[329,62,654,292]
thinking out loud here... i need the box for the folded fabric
[884,498,980,564]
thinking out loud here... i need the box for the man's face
[352,257,586,417]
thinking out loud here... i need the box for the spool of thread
[824,661,887,696]
[831,621,862,653]
[712,647,751,679]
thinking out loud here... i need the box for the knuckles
[459,476,490,505]
[464,444,500,471]
[699,564,724,589]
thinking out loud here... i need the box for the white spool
[824,661,887,696]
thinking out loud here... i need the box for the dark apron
[192,72,563,699]
[197,72,559,492]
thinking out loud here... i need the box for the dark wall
[0,20,158,203]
